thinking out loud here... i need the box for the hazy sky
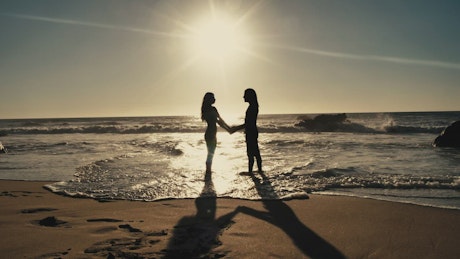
[1,0,459,119]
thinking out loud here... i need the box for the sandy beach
[1,179,459,258]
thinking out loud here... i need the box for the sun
[188,14,251,64]
[157,3,268,86]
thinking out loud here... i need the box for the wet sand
[1,179,459,258]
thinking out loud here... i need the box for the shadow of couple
[164,170,345,258]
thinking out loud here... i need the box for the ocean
[0,112,459,209]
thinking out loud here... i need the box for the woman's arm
[216,111,232,133]
[231,124,245,133]
[217,118,232,132]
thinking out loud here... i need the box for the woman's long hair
[201,92,215,121]
[245,88,259,107]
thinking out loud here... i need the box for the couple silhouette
[164,90,345,258]
[201,88,262,173]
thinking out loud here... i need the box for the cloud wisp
[266,44,460,70]
[4,12,460,71]
[1,13,181,38]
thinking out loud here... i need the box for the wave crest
[0,113,450,135]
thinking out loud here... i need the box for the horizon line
[1,110,459,120]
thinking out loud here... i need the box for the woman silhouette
[232,88,262,173]
[201,92,231,172]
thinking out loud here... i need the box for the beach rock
[295,113,376,133]
[295,114,347,131]
[433,121,460,148]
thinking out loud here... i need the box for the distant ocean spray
[0,113,450,135]
[0,112,459,209]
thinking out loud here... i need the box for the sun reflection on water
[168,132,252,196]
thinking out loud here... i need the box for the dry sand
[1,179,459,258]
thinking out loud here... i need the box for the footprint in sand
[87,218,124,234]
[85,236,164,258]
[86,218,123,223]
[1,191,17,197]
[36,248,71,259]
[1,190,44,198]
[119,224,142,233]
[84,220,168,257]
[21,208,58,214]
[91,226,119,234]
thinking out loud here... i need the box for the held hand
[230,124,244,134]
[229,126,238,134]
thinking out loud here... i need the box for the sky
[1,0,459,119]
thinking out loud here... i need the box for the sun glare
[189,14,250,64]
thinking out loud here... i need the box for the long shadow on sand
[163,170,239,258]
[239,171,345,259]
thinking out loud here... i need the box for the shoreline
[312,191,460,211]
[41,179,460,211]
[1,179,460,258]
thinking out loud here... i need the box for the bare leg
[206,138,216,173]
[206,152,214,172]
[255,154,262,172]
[248,156,254,173]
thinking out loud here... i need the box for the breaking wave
[1,112,456,136]
[0,122,445,135]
